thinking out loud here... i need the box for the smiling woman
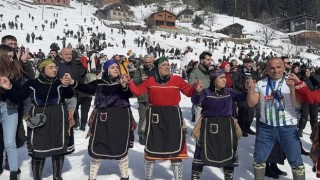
[0,58,75,180]
[0,44,22,179]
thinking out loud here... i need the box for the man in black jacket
[232,58,258,137]
[56,48,86,119]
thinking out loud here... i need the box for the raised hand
[287,73,300,83]
[18,47,30,63]
[120,74,130,88]
[246,79,256,91]
[194,80,204,93]
[142,74,148,81]
[0,77,12,90]
[286,79,295,89]
[60,73,71,86]
[63,73,74,85]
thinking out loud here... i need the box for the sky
[0,0,317,179]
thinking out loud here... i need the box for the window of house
[57,0,60,3]
[113,11,116,15]
[123,12,126,16]
[158,14,162,17]
[168,16,172,18]
[118,12,121,16]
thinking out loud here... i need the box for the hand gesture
[142,74,148,81]
[286,79,295,89]
[194,80,204,93]
[60,73,71,86]
[287,73,300,83]
[0,77,12,90]
[63,73,74,85]
[246,79,256,91]
[120,74,130,88]
[18,47,30,63]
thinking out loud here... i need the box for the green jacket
[188,64,210,88]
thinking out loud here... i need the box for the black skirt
[27,104,74,158]
[88,107,131,160]
[144,106,185,158]
[199,116,238,168]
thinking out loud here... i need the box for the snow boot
[292,166,305,180]
[254,162,266,180]
[118,155,129,180]
[223,167,234,180]
[191,170,201,180]
[89,158,102,180]
[10,171,19,180]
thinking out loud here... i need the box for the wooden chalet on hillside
[283,14,317,33]
[145,10,176,29]
[216,23,245,38]
[177,9,194,23]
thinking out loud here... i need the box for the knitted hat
[103,60,117,72]
[220,61,229,69]
[38,59,55,71]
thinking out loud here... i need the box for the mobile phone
[284,74,289,79]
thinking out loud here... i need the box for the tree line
[184,0,320,22]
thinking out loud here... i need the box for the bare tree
[259,24,276,46]
[281,41,295,57]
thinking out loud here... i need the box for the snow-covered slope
[0,0,317,179]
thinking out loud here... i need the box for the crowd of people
[0,32,320,180]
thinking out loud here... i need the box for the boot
[80,124,86,131]
[253,162,266,180]
[191,114,195,122]
[292,166,305,180]
[265,163,279,179]
[144,160,155,180]
[89,158,102,180]
[171,161,183,180]
[4,155,21,174]
[52,155,64,180]
[191,170,201,180]
[298,129,303,137]
[270,163,287,176]
[32,158,45,180]
[10,171,19,180]
[223,167,234,180]
[120,177,129,180]
[300,141,310,156]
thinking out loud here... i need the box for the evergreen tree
[193,15,204,27]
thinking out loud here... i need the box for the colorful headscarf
[154,57,170,84]
[209,69,225,80]
[38,59,55,71]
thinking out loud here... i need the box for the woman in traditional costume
[67,60,133,180]
[191,69,246,180]
[1,58,74,180]
[126,57,201,180]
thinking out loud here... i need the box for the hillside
[0,0,317,179]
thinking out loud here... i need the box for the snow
[0,0,317,179]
